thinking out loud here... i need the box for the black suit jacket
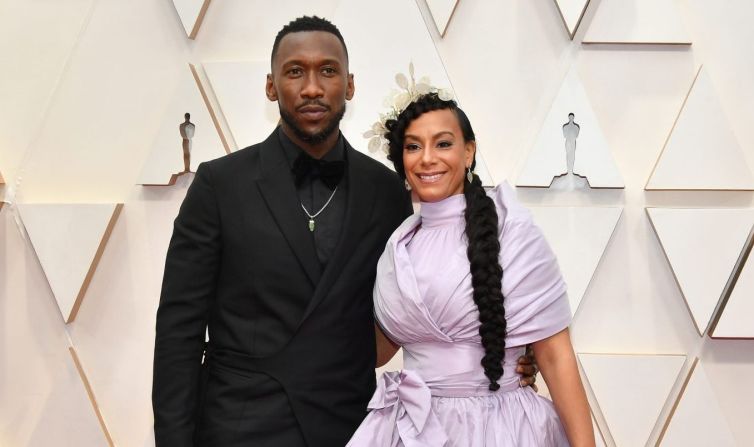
[153,129,412,446]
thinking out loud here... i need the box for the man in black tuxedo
[153,16,537,447]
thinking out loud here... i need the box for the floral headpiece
[364,62,454,156]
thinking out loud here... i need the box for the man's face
[267,31,354,145]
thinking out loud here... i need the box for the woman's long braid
[385,93,507,391]
[463,172,506,390]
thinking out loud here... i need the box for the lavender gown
[347,183,571,446]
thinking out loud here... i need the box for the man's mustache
[296,100,330,111]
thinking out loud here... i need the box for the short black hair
[271,16,348,68]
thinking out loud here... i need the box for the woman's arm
[533,328,595,447]
[375,323,400,368]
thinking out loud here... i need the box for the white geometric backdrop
[1,0,754,446]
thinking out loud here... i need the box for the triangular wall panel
[17,203,123,323]
[554,0,590,39]
[579,353,687,447]
[333,0,493,185]
[517,67,623,189]
[69,347,115,446]
[647,208,754,335]
[659,359,736,446]
[137,64,227,186]
[203,61,280,150]
[711,237,754,339]
[0,205,110,445]
[59,179,195,446]
[171,0,211,39]
[646,66,754,190]
[529,206,623,315]
[425,0,460,37]
[582,0,691,45]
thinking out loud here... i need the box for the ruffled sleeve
[489,182,571,347]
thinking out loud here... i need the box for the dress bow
[349,370,449,447]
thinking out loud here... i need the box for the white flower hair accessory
[363,62,454,156]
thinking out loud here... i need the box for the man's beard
[279,102,347,146]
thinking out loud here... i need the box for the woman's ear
[465,140,477,168]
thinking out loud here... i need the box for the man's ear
[266,73,277,102]
[345,73,355,101]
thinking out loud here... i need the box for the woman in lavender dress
[348,93,594,446]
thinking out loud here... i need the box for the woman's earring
[466,167,473,183]
[404,179,412,191]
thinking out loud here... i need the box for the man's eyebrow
[280,58,344,67]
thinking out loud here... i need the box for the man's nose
[301,73,325,98]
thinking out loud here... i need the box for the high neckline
[419,193,466,228]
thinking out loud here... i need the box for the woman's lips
[415,172,445,184]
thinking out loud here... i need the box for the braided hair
[385,93,507,391]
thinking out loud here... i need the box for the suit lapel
[300,144,377,323]
[256,130,323,286]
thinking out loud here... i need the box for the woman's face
[402,109,476,202]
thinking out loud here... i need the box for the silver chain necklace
[300,186,338,232]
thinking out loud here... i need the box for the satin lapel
[256,131,322,286]
[300,145,377,323]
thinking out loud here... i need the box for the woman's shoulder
[486,180,533,229]
[488,183,570,343]
[486,181,556,274]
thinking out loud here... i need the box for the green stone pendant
[308,219,315,232]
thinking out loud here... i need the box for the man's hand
[516,344,539,392]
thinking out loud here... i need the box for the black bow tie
[292,152,345,190]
